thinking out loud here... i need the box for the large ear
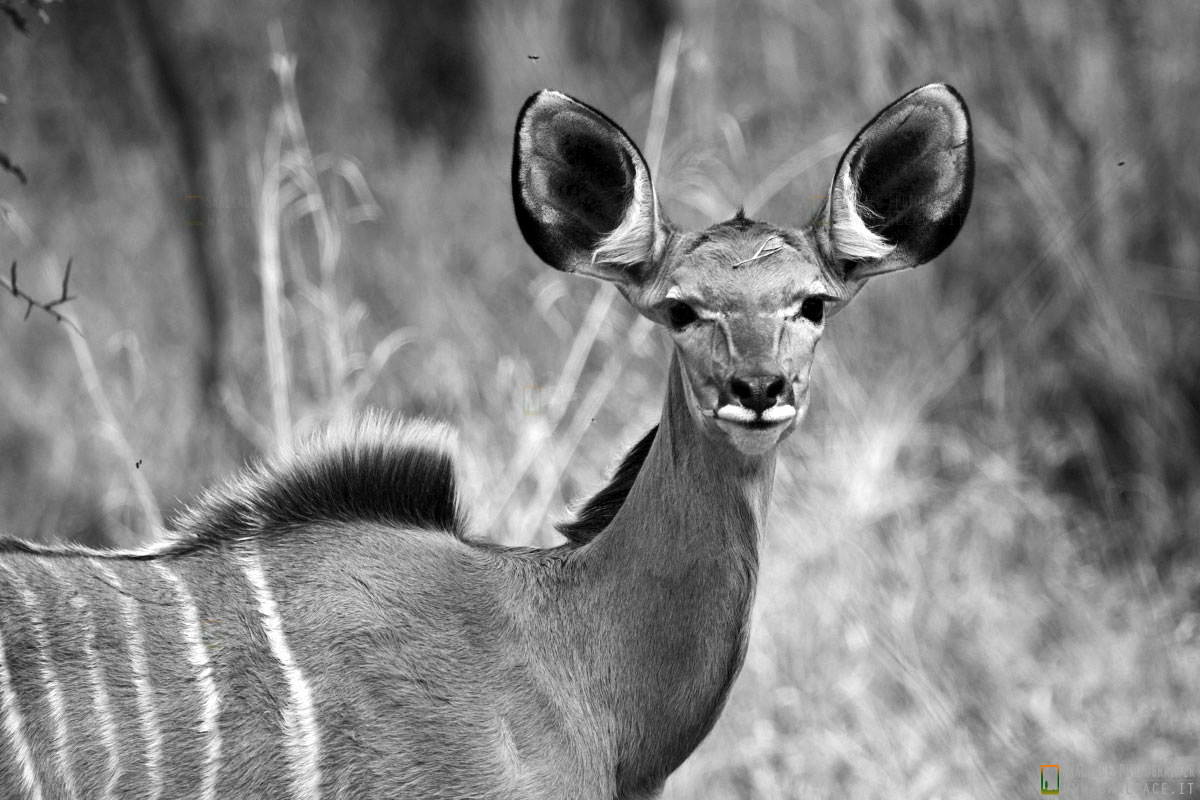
[512,90,669,285]
[820,83,973,279]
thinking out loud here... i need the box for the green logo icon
[523,386,543,416]
[201,617,224,653]
[185,195,205,227]
[1041,765,1060,795]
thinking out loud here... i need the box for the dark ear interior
[824,83,974,276]
[512,90,660,278]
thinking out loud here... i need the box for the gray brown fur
[1,408,732,799]
[0,84,972,799]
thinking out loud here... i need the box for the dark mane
[727,207,753,228]
[555,425,657,545]
[0,413,466,560]
[169,413,464,553]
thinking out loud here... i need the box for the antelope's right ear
[820,83,974,280]
[512,90,668,286]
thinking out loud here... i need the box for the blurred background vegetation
[2,0,1198,796]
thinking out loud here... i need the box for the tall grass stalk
[246,24,387,452]
[489,25,682,535]
[66,325,163,539]
[256,95,291,448]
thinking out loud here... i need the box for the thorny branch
[0,0,53,35]
[0,151,28,185]
[1,258,82,334]
[2,0,55,183]
[1,4,30,33]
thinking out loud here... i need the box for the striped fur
[153,563,221,800]
[95,563,163,800]
[0,563,77,799]
[0,401,759,800]
[0,602,42,800]
[70,583,119,800]
[239,547,321,800]
[0,85,973,799]
[0,414,471,799]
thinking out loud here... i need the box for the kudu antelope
[0,84,972,799]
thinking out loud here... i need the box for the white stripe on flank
[153,563,221,800]
[94,564,162,800]
[240,546,322,800]
[68,575,120,800]
[0,593,44,800]
[0,563,77,800]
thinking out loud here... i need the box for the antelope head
[513,85,973,456]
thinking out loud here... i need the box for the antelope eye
[665,300,699,329]
[798,297,825,324]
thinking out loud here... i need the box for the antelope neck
[591,353,775,559]
[571,352,776,793]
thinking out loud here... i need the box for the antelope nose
[729,374,788,413]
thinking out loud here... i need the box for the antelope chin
[710,403,798,455]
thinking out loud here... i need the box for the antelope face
[513,85,972,457]
[638,219,834,454]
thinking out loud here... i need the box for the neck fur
[567,353,776,795]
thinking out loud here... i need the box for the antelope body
[0,85,972,799]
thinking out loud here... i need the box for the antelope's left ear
[512,90,669,287]
[819,83,973,279]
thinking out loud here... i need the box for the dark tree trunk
[370,0,483,152]
[123,0,227,415]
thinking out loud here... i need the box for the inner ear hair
[820,83,973,278]
[589,178,664,275]
[829,173,896,262]
[513,90,668,284]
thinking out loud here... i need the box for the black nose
[729,374,787,413]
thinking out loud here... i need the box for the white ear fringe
[590,159,661,272]
[592,210,655,270]
[830,169,895,261]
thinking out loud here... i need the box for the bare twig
[1,251,160,537]
[487,25,683,537]
[730,238,784,269]
[1,258,82,335]
[66,326,165,535]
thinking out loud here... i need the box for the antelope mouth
[709,404,797,428]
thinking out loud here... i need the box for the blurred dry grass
[2,1,1199,797]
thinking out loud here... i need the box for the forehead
[663,217,829,307]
